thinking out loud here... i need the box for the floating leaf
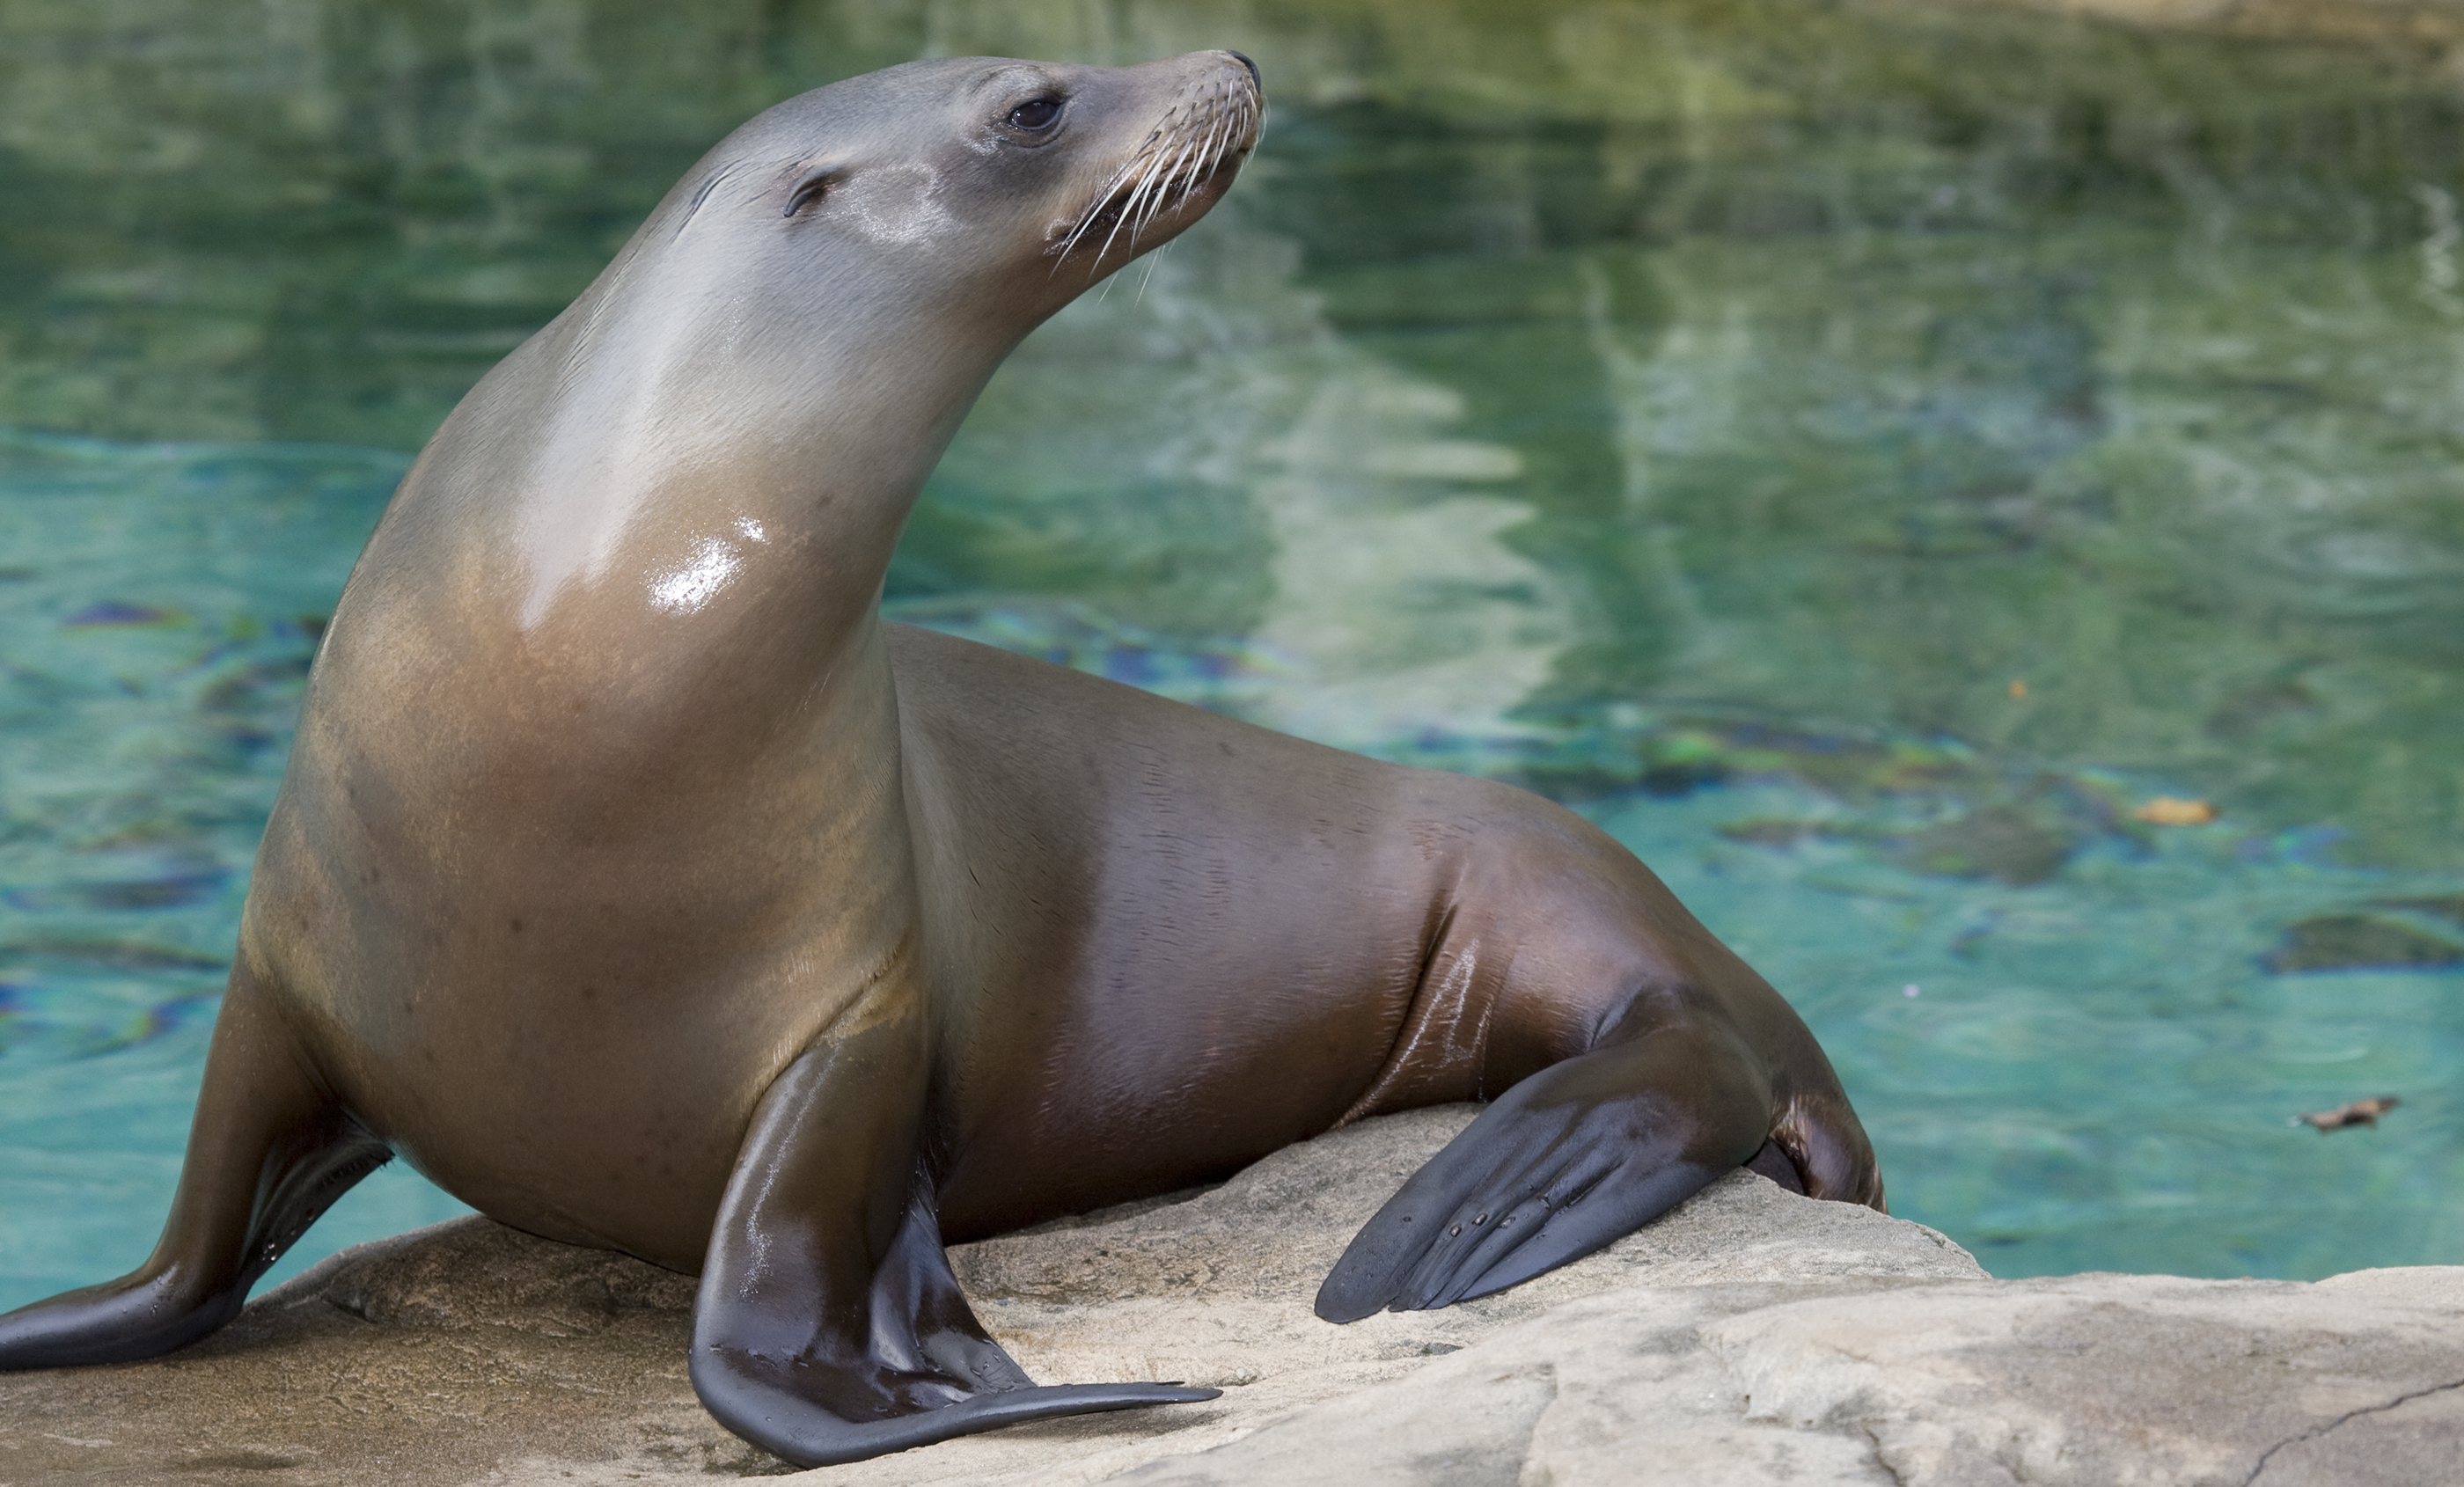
[2292,1096,2400,1132]
[2133,797,2218,825]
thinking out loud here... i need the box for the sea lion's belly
[333,931,803,1267]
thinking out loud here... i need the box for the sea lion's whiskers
[1115,128,1186,247]
[1140,141,1200,239]
[1197,99,1229,172]
[1180,107,1221,194]
[1055,178,1127,264]
[1052,125,1157,265]
[1233,91,1258,159]
[1133,149,1179,237]
[1189,112,1230,201]
[1126,140,1178,225]
[1098,159,1173,298]
[1202,98,1251,199]
[1093,160,1169,274]
[1161,109,1209,198]
[1092,131,1175,260]
[1052,175,1123,264]
[1096,158,1159,262]
[1189,88,1236,191]
[1151,102,1229,238]
[1133,238,1172,304]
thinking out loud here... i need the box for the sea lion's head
[429,53,1262,633]
[652,50,1263,344]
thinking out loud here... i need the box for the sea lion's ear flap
[689,1009,1215,1467]
[783,167,839,217]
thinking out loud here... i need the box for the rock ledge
[3,1106,2456,1485]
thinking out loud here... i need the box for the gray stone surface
[1118,1270,2464,1487]
[2,1104,2457,1486]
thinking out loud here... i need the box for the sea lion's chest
[235,626,923,1261]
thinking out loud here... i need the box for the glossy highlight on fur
[0,50,1880,1467]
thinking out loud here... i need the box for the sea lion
[0,50,1882,1467]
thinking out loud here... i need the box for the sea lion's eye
[1008,98,1063,131]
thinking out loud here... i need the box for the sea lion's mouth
[1052,72,1262,267]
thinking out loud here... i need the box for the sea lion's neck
[344,245,1018,716]
[528,253,1003,636]
[285,256,1011,926]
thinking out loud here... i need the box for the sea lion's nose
[1225,50,1262,87]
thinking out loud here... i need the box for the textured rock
[3,1104,2458,1486]
[1122,1269,2464,1487]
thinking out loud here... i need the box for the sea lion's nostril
[1226,50,1261,88]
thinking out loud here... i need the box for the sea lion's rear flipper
[0,974,390,1367]
[1314,1015,1864,1322]
[691,1009,1217,1469]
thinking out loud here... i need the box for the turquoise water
[0,435,464,1304]
[4,0,2463,1307]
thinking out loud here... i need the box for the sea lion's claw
[1316,1028,1771,1322]
[693,1014,1215,1467]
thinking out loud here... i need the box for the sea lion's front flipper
[691,1008,1217,1469]
[1315,1020,1787,1322]
[0,972,390,1367]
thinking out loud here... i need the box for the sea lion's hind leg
[0,975,390,1368]
[1314,1018,1773,1322]
[690,1010,1216,1469]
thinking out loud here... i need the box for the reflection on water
[2,0,2461,1299]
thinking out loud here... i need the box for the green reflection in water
[1,0,2460,1288]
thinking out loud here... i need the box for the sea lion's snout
[1048,49,1263,271]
